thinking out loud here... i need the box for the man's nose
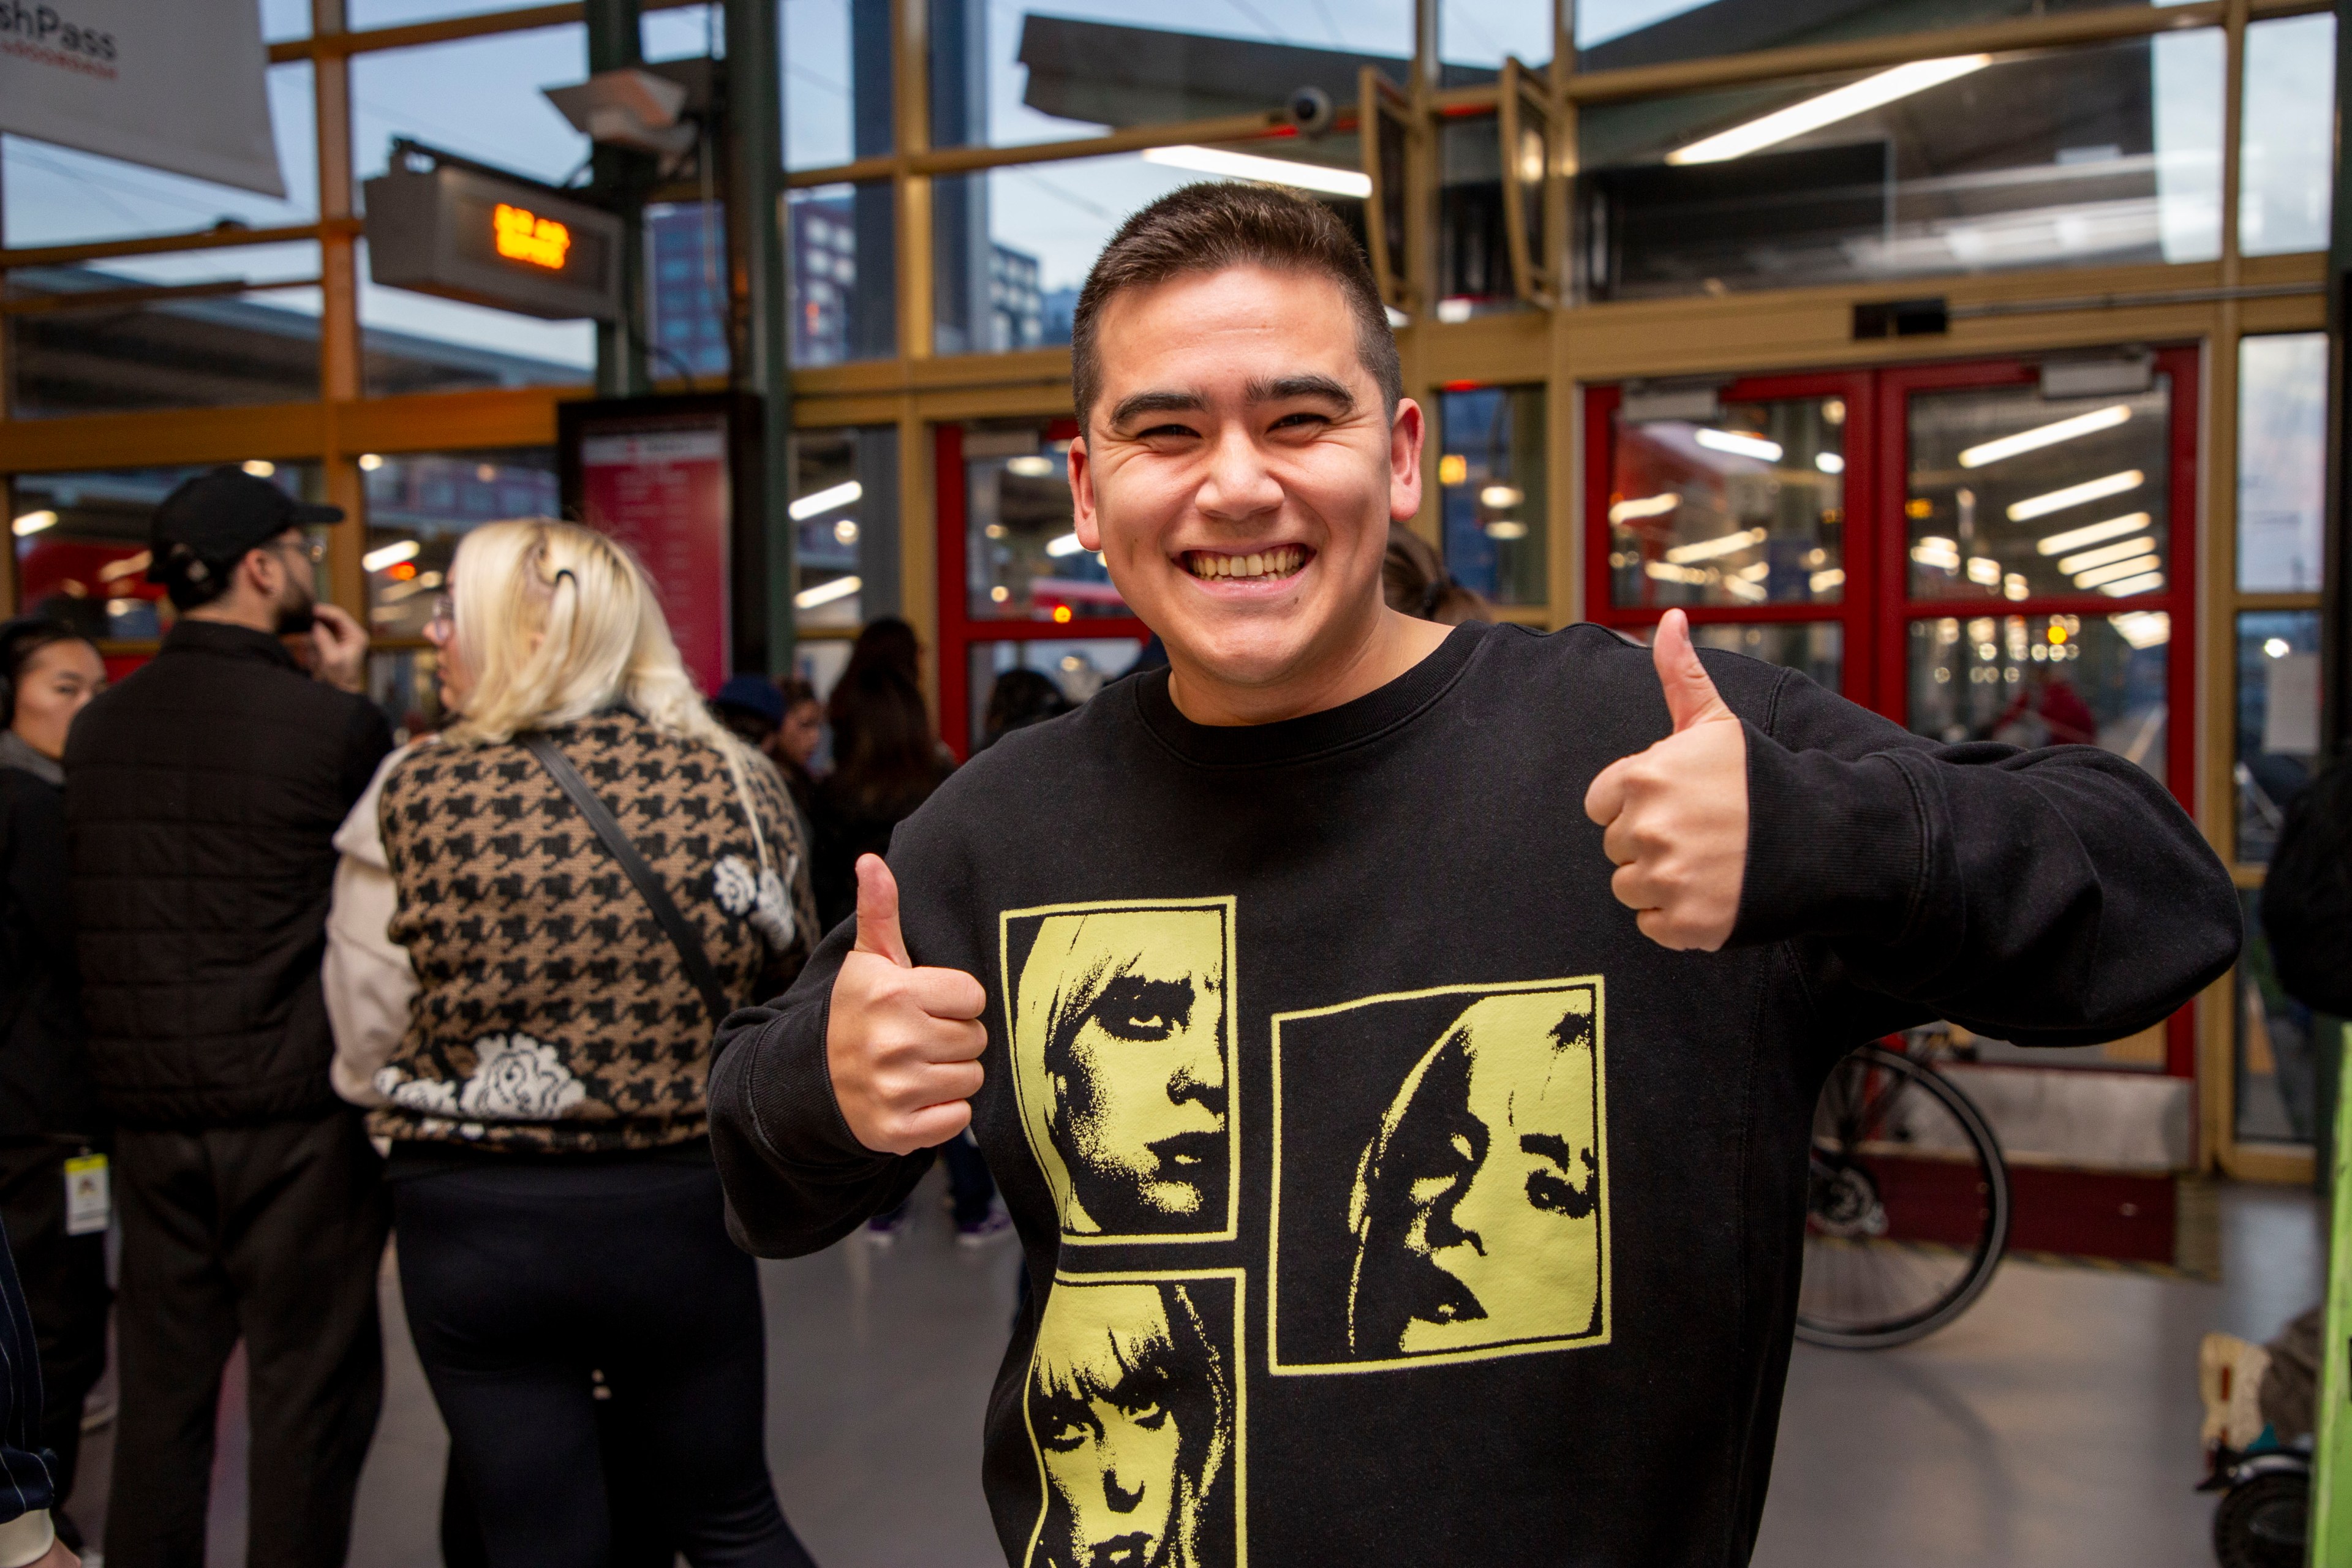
[1195,428,1283,522]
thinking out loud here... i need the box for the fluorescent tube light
[1664,526,1767,565]
[1910,535,1961,570]
[2007,469,2143,522]
[1958,404,2132,468]
[2036,511,2151,556]
[1140,145,1373,197]
[1692,429,1784,462]
[2098,571,2165,598]
[2055,536,2157,576]
[2072,553,2161,589]
[1609,494,1679,524]
[793,574,862,609]
[10,510,58,538]
[1815,452,1845,474]
[2111,610,2170,647]
[1668,55,1993,165]
[1480,485,1524,508]
[1044,533,1087,558]
[362,538,420,573]
[789,480,862,521]
[1811,567,1846,593]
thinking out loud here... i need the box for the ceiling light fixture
[2055,535,2157,576]
[788,480,862,521]
[1668,55,1993,165]
[10,510,58,538]
[361,538,420,573]
[2035,510,2152,556]
[1958,404,2132,468]
[1692,429,1784,462]
[1044,533,1087,558]
[1609,494,1679,524]
[1664,526,1768,565]
[2098,570,2165,598]
[2072,553,2162,590]
[794,575,862,609]
[1140,145,1373,198]
[2007,469,2143,522]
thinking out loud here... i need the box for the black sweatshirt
[709,620,2238,1567]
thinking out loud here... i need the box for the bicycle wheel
[1795,1043,2011,1349]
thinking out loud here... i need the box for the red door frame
[1584,347,2202,1077]
[935,420,1148,760]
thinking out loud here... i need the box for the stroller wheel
[2212,1471,2307,1568]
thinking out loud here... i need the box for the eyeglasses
[273,535,326,567]
[424,594,455,645]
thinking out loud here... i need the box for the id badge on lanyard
[64,1153,108,1237]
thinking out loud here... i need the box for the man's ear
[1069,434,1102,551]
[1389,397,1425,524]
[236,545,283,602]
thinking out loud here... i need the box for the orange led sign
[493,202,571,270]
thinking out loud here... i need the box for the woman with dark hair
[1382,524,1491,626]
[824,616,922,764]
[768,677,824,819]
[0,617,109,1547]
[981,668,1073,750]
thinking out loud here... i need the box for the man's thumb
[853,854,913,967]
[1653,608,1733,733]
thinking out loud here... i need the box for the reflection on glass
[645,202,731,383]
[11,464,324,643]
[2238,334,2326,593]
[1576,0,2157,67]
[1438,116,1515,312]
[1439,386,1545,606]
[1906,376,2171,601]
[967,638,1145,751]
[1608,397,1843,610]
[369,647,448,743]
[1623,620,1842,693]
[7,244,325,420]
[0,63,317,246]
[1577,33,2222,300]
[2235,611,2321,865]
[360,450,559,640]
[791,183,897,365]
[929,3,1409,152]
[1907,611,2169,784]
[2237,889,2317,1146]
[930,152,1363,356]
[965,430,1121,620]
[793,426,901,630]
[2242,15,2334,258]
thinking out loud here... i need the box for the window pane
[1624,619,1843,693]
[791,183,897,365]
[1439,385,1546,607]
[1578,0,2158,71]
[357,238,597,394]
[360,448,559,641]
[2237,888,2318,1145]
[1578,32,2223,300]
[1439,116,1517,312]
[1,62,316,246]
[262,0,311,41]
[1905,374,2171,603]
[793,426,901,630]
[964,428,1120,620]
[931,2,1410,151]
[1907,611,2170,785]
[2235,611,2321,865]
[2242,13,2334,258]
[647,202,733,382]
[349,0,541,25]
[12,463,324,643]
[1607,394,1845,609]
[966,636,1145,751]
[1442,1,1553,78]
[643,2,722,62]
[7,243,325,419]
[2239,333,2326,593]
[788,0,888,172]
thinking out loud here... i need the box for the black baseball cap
[148,467,342,582]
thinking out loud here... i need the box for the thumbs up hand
[1583,609,1750,952]
[826,854,990,1155]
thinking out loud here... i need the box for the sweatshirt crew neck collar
[164,618,301,671]
[1129,619,1490,769]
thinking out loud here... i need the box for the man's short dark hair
[1071,183,1403,429]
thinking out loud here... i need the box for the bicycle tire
[1795,1043,2011,1349]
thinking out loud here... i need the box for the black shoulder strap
[520,732,733,1027]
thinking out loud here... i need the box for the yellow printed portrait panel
[1269,979,1609,1374]
[1024,1270,1246,1568]
[1002,899,1239,1244]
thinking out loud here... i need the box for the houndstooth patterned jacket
[369,709,816,1153]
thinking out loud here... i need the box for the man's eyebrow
[1107,389,1207,427]
[1246,374,1356,412]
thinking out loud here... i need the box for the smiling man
[710,184,2237,1565]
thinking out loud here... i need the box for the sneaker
[864,1208,912,1246]
[956,1209,1015,1249]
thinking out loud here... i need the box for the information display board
[365,161,621,322]
[559,394,772,692]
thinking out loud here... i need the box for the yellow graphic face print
[1270,979,1608,1373]
[1005,900,1238,1243]
[1025,1272,1243,1568]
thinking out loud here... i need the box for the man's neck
[1164,608,1454,727]
[183,599,279,636]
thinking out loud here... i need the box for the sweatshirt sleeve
[1727,665,2241,1047]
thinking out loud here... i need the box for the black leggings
[393,1156,815,1568]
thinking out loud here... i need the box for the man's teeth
[1188,546,1305,581]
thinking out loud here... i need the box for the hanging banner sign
[0,0,287,198]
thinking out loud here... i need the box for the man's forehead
[1094,265,1361,380]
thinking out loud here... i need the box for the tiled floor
[71,1177,2323,1567]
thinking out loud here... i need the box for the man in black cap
[63,467,393,1568]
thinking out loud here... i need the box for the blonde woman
[324,520,818,1567]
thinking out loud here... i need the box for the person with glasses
[64,466,394,1568]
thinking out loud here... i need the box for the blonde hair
[441,519,777,861]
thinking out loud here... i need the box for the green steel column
[2309,1025,2352,1562]
[586,0,651,397]
[725,0,794,674]
[2323,0,2352,759]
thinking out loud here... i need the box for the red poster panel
[575,420,731,694]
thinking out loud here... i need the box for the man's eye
[1121,1398,1170,1430]
[1270,412,1328,431]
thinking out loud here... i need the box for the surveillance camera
[1286,86,1335,136]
